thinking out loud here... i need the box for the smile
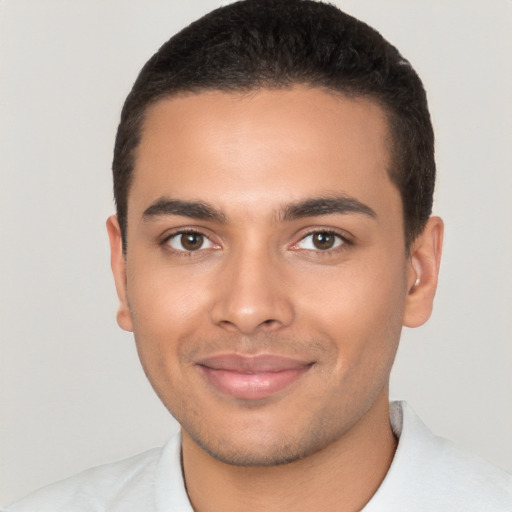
[196,354,314,400]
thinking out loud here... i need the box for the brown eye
[312,232,336,250]
[181,233,203,251]
[167,232,214,252]
[295,231,344,251]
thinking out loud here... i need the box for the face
[108,87,441,466]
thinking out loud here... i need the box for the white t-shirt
[5,401,512,511]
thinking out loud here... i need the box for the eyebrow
[143,198,226,223]
[280,195,376,221]
[142,194,376,224]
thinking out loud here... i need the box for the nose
[210,248,294,335]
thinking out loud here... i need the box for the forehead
[130,87,398,220]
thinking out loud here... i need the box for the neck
[181,393,397,512]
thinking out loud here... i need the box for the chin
[193,435,315,467]
[182,411,338,468]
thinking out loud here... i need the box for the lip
[196,354,313,400]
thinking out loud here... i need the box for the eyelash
[292,229,351,254]
[160,228,351,255]
[161,229,218,256]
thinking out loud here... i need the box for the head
[112,0,435,252]
[107,0,443,469]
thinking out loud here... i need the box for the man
[6,0,511,510]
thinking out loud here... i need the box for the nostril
[210,286,295,334]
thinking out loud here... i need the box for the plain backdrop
[1,0,511,505]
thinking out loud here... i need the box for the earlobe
[106,215,134,332]
[402,216,444,328]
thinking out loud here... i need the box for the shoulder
[365,401,512,511]
[418,428,512,509]
[5,438,175,512]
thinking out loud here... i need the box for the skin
[107,87,443,511]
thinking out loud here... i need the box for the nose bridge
[210,239,294,333]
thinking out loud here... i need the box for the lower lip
[199,365,311,400]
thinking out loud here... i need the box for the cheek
[299,254,406,321]
[299,254,407,365]
[126,266,213,373]
[127,275,206,416]
[128,259,212,324]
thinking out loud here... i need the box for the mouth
[196,354,314,400]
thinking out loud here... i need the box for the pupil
[182,233,203,251]
[313,232,334,250]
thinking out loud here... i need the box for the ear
[106,215,134,332]
[402,216,444,328]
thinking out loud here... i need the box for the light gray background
[1,0,511,505]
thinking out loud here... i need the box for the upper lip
[196,354,313,373]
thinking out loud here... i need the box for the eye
[166,231,216,252]
[295,231,345,251]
